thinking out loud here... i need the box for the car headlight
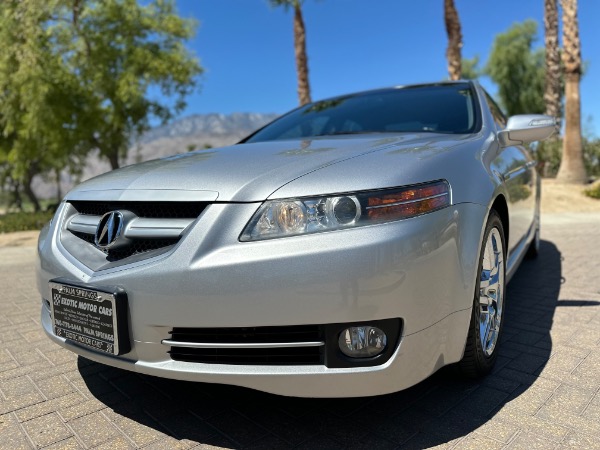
[240,180,450,241]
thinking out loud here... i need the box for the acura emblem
[95,211,124,249]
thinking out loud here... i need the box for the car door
[484,93,537,256]
[499,147,537,254]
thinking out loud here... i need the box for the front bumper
[37,202,487,397]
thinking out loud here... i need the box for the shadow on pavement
[79,239,583,448]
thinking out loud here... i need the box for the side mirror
[497,114,557,146]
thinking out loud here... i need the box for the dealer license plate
[49,280,128,355]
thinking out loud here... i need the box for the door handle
[503,166,527,181]
[525,160,537,168]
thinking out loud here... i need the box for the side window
[484,92,507,130]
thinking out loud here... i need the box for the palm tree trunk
[557,73,586,182]
[556,0,586,183]
[444,0,462,80]
[543,0,561,124]
[293,2,311,105]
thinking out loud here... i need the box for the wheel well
[491,195,509,245]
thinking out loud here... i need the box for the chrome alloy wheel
[478,228,504,357]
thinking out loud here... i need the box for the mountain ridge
[138,112,279,144]
[33,112,280,199]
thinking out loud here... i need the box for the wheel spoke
[478,227,505,357]
[489,259,499,278]
[487,329,497,349]
[479,312,490,345]
[480,268,491,286]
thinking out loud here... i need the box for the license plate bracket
[49,278,130,356]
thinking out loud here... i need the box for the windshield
[244,83,479,143]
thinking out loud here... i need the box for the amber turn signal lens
[364,181,449,222]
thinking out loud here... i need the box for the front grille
[64,201,207,263]
[69,201,208,219]
[71,231,95,245]
[168,325,323,365]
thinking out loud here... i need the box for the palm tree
[556,0,586,183]
[444,0,462,80]
[544,0,560,123]
[270,0,312,105]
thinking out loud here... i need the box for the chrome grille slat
[125,218,194,239]
[161,339,325,349]
[66,216,194,239]
[67,215,101,234]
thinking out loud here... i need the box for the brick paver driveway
[1,212,599,449]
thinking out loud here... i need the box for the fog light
[338,326,387,358]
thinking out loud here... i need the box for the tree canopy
[0,0,202,210]
[484,20,546,117]
[59,0,203,169]
[0,0,89,210]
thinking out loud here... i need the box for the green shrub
[533,139,562,177]
[584,139,600,178]
[0,211,53,233]
[533,137,600,178]
[584,181,600,199]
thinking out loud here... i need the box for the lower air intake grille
[170,325,321,343]
[168,325,323,365]
[169,346,322,365]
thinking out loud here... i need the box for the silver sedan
[37,81,555,397]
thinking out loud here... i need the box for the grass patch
[0,211,54,233]
[584,181,600,200]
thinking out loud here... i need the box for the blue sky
[170,0,599,136]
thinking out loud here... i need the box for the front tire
[459,210,506,377]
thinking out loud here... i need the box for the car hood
[66,133,478,202]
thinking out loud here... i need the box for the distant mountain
[126,112,279,164]
[33,112,280,199]
[139,112,279,144]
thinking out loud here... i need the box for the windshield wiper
[314,130,397,136]
[314,129,450,137]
